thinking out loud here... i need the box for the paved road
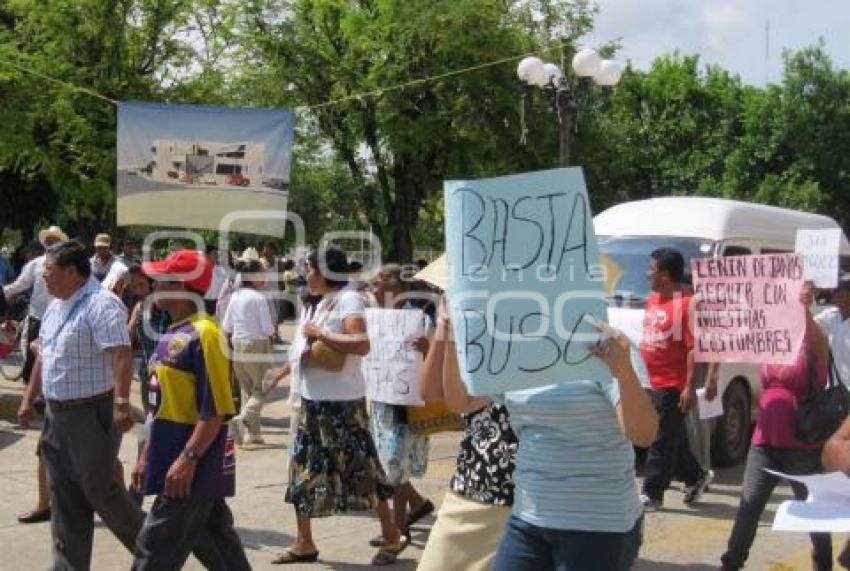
[1,368,848,569]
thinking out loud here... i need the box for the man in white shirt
[815,274,850,386]
[3,225,67,383]
[222,258,275,445]
[91,233,128,291]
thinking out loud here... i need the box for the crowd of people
[3,225,850,570]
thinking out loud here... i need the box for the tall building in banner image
[147,140,265,188]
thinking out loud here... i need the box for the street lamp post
[517,48,623,167]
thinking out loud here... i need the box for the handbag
[796,349,850,443]
[407,401,465,435]
[304,339,347,372]
[302,298,347,372]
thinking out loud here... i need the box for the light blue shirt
[501,378,643,533]
[40,277,130,401]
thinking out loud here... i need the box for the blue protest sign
[444,168,610,395]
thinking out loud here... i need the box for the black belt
[47,389,113,411]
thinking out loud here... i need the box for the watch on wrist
[114,396,130,406]
[181,447,200,462]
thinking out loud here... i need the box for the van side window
[722,246,751,257]
[761,248,792,254]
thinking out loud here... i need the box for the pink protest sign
[691,253,805,364]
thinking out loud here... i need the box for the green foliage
[2,1,850,257]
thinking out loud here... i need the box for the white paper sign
[696,387,723,419]
[767,470,850,532]
[795,228,841,288]
[363,308,429,406]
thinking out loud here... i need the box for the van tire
[712,380,752,467]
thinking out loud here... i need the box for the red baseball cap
[142,249,212,294]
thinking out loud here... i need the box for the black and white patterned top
[450,402,518,506]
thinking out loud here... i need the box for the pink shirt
[752,343,826,448]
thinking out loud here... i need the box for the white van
[594,196,849,466]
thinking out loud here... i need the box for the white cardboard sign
[363,308,429,406]
[795,228,841,288]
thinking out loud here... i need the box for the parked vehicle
[594,196,850,466]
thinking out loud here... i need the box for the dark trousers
[41,396,146,571]
[133,495,251,571]
[722,445,832,570]
[22,316,40,383]
[642,387,703,501]
[492,514,643,571]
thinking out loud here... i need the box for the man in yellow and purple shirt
[132,250,250,571]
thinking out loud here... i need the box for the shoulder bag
[796,349,850,443]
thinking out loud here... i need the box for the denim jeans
[132,495,251,571]
[643,387,703,501]
[721,445,832,570]
[492,514,643,571]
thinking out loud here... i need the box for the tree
[240,0,587,260]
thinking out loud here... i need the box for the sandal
[271,547,319,565]
[371,536,408,566]
[403,499,434,529]
[369,529,409,547]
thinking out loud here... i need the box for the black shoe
[17,508,51,524]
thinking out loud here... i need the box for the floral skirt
[369,401,430,486]
[285,398,395,517]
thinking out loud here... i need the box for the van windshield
[596,236,716,306]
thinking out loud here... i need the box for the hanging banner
[362,308,429,406]
[691,253,805,364]
[117,101,294,236]
[444,168,610,395]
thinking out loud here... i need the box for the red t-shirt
[640,290,694,391]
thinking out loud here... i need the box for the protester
[274,246,404,566]
[0,246,14,285]
[640,248,710,510]
[15,351,51,524]
[222,256,275,446]
[822,416,850,568]
[367,264,434,543]
[26,239,144,569]
[132,249,251,570]
[417,296,518,571]
[3,226,66,384]
[126,264,170,413]
[116,239,139,268]
[280,259,299,321]
[261,241,281,323]
[814,273,850,387]
[204,244,229,316]
[91,233,129,290]
[720,283,833,571]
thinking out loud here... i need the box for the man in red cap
[131,250,250,570]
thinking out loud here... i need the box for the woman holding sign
[367,264,436,545]
[438,299,657,570]
[720,283,833,571]
[417,294,518,571]
[273,247,404,566]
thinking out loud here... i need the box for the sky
[583,0,850,86]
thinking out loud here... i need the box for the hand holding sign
[363,308,430,405]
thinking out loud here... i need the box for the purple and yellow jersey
[144,314,236,498]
